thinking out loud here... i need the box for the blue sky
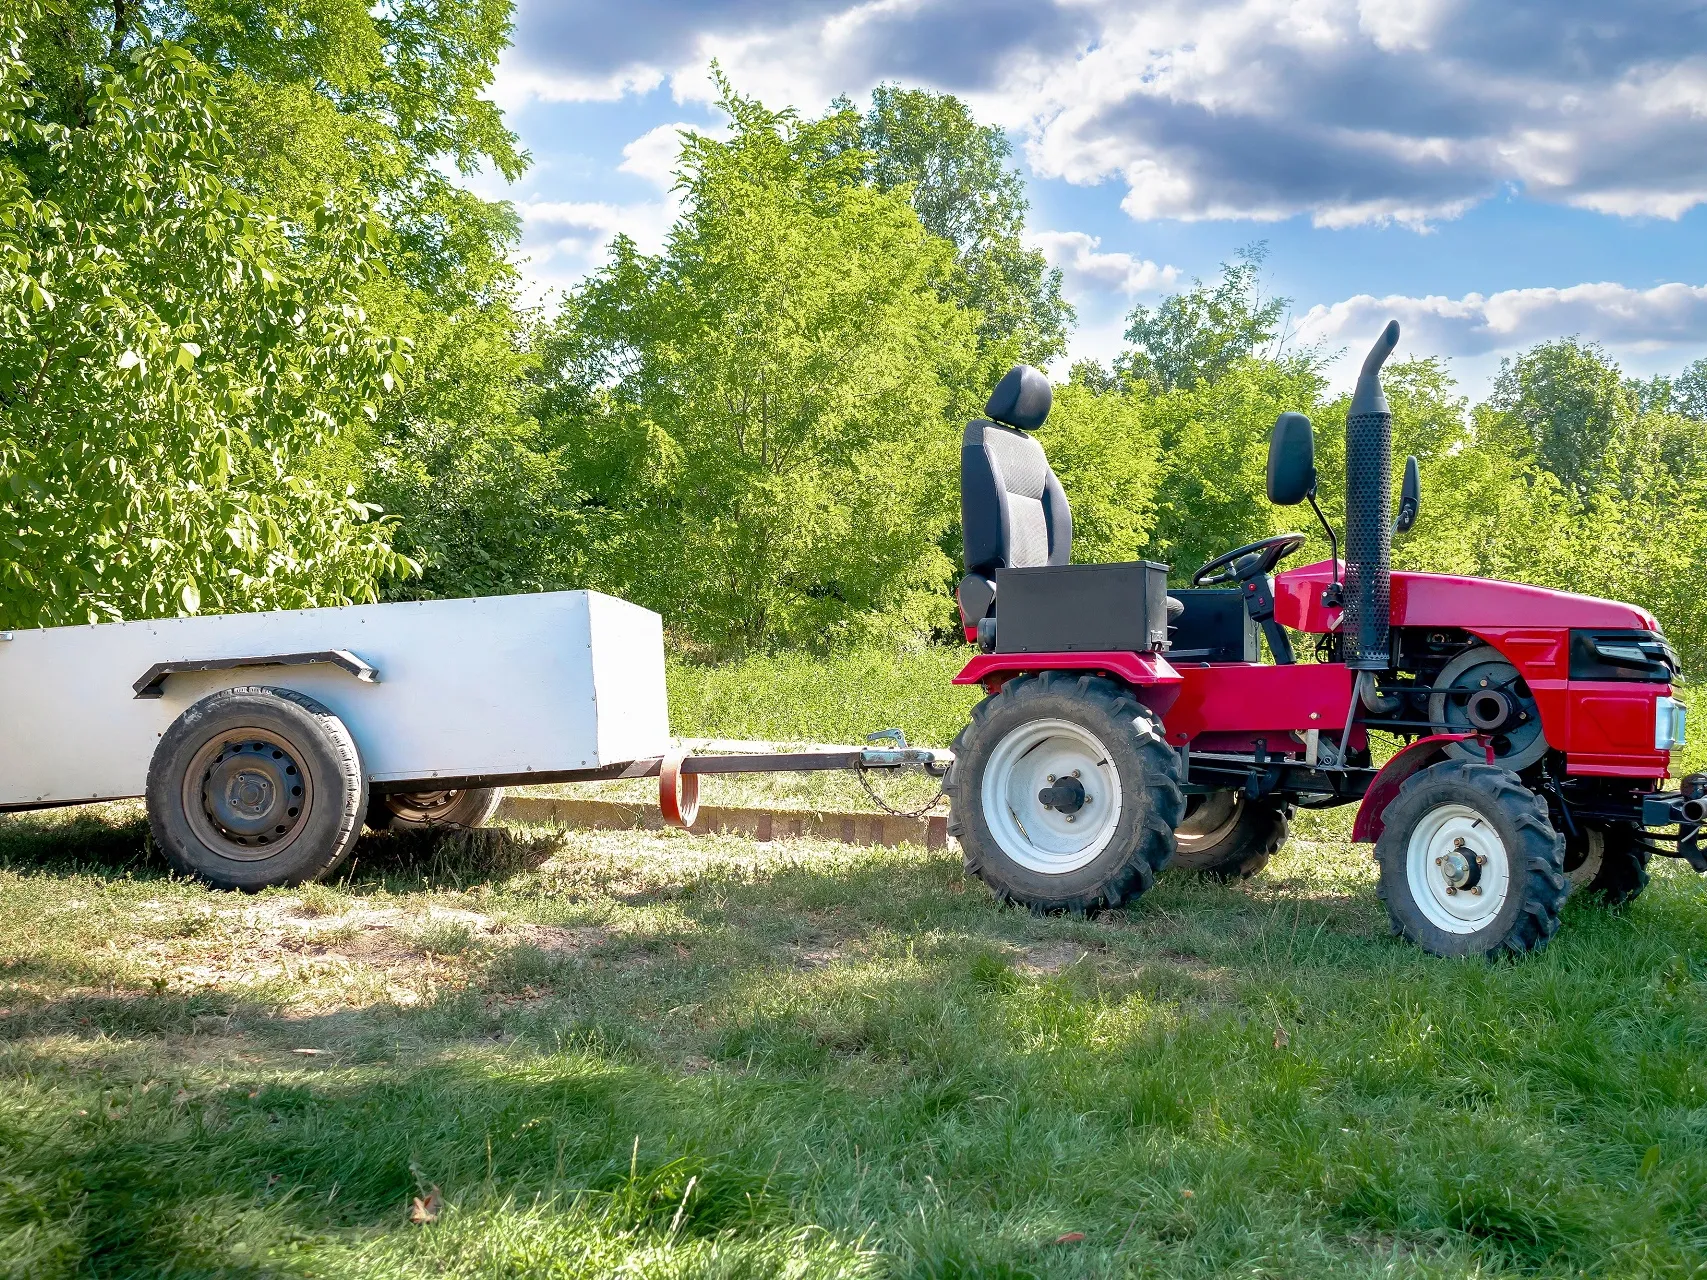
[466,0,1707,398]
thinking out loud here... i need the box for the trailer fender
[1353,733,1478,843]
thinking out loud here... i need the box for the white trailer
[0,591,668,888]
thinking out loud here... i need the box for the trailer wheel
[146,686,367,891]
[945,672,1183,913]
[1172,791,1292,880]
[366,787,503,832]
[1564,822,1649,905]
[1374,758,1567,958]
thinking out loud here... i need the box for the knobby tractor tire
[1374,758,1567,958]
[945,672,1184,913]
[146,685,367,892]
[366,787,504,833]
[1172,790,1292,880]
[1564,821,1650,906]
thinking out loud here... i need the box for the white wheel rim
[1406,802,1510,933]
[1566,828,1604,888]
[980,718,1123,874]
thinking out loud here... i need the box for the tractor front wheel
[1172,791,1292,880]
[1374,759,1567,958]
[946,673,1184,913]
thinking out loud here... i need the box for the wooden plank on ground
[497,795,949,850]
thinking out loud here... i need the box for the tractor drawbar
[1344,320,1400,670]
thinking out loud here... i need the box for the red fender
[1352,733,1478,844]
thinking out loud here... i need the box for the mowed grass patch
[4,804,1707,1276]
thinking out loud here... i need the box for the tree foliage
[829,84,1071,373]
[1117,247,1287,393]
[0,35,412,626]
[538,82,976,653]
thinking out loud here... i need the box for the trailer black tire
[366,787,503,833]
[1565,822,1650,906]
[1171,791,1292,879]
[945,672,1184,913]
[1374,758,1567,958]
[146,686,367,892]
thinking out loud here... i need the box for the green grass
[6,646,1707,1276]
[668,643,983,749]
[5,799,1707,1278]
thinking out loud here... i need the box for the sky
[465,0,1707,399]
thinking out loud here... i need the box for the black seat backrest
[958,365,1070,623]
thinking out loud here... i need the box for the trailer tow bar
[655,733,951,830]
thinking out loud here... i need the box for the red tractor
[945,321,1698,957]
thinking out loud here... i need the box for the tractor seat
[957,365,1070,626]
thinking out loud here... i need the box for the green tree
[1485,338,1635,497]
[540,82,977,653]
[1117,248,1288,393]
[1041,384,1162,565]
[0,37,413,627]
[829,84,1071,372]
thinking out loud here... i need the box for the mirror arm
[1306,485,1339,591]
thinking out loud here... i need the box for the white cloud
[1028,230,1179,298]
[1298,281,1707,359]
[495,1,1707,229]
[617,123,694,189]
[512,198,678,296]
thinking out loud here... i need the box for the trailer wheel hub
[201,739,307,845]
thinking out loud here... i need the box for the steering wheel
[1192,533,1308,588]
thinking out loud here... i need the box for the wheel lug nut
[1065,815,1075,823]
[1471,886,1482,895]
[1047,774,1056,783]
[1445,886,1457,895]
[1072,769,1081,778]
[1475,853,1486,865]
[1453,837,1465,849]
[1435,856,1444,865]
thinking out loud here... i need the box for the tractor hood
[1274,560,1661,634]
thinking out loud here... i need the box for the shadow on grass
[0,808,563,893]
[0,943,1668,1279]
[5,812,1707,1274]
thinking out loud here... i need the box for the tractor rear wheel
[1172,791,1292,879]
[1374,758,1567,958]
[1564,822,1649,905]
[945,672,1184,913]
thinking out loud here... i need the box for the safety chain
[854,760,948,819]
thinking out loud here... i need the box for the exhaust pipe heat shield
[1345,321,1399,670]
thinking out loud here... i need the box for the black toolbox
[994,561,1170,654]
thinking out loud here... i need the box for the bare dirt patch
[1015,942,1089,975]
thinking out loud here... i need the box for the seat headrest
[985,364,1052,431]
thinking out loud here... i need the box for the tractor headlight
[1656,696,1689,751]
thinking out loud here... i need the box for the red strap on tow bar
[659,752,700,829]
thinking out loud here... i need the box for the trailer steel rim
[981,718,1122,874]
[379,790,466,824]
[1406,802,1510,932]
[183,729,313,861]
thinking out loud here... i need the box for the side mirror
[1393,455,1420,534]
[1267,411,1317,506]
